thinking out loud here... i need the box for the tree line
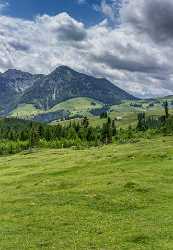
[0,100,172,155]
[0,116,118,154]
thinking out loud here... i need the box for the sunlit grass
[0,136,173,249]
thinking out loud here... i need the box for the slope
[0,137,173,249]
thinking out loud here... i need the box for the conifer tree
[82,117,89,128]
[137,113,146,131]
[112,119,117,136]
[164,100,169,119]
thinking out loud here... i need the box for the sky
[0,0,173,97]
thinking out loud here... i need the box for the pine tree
[164,100,169,119]
[30,128,39,147]
[127,125,133,138]
[137,113,146,131]
[82,117,89,128]
[101,117,112,144]
[112,119,117,136]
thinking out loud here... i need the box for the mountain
[0,69,43,113]
[0,66,137,116]
[21,66,137,110]
[0,75,19,112]
[1,69,43,93]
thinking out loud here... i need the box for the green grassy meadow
[50,97,103,113]
[1,136,173,249]
[10,104,43,118]
[9,97,173,130]
[10,97,104,119]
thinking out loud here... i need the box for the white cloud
[93,0,122,22]
[0,0,173,97]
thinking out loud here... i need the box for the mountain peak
[57,65,72,71]
[1,69,42,94]
[5,69,23,73]
[3,69,32,80]
[51,65,72,73]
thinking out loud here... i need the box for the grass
[9,98,173,128]
[0,136,173,249]
[10,104,43,118]
[10,98,103,119]
[50,97,103,113]
[54,98,173,128]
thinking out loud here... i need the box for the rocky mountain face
[1,69,43,93]
[0,75,18,112]
[0,66,137,114]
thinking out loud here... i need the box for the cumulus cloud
[0,0,173,97]
[36,13,87,42]
[121,0,173,43]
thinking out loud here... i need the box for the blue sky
[4,0,104,25]
[0,0,173,97]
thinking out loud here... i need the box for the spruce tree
[82,117,89,128]
[164,100,169,119]
[137,113,146,131]
[112,119,117,136]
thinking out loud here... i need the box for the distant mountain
[0,69,43,113]
[0,75,18,112]
[21,66,137,110]
[1,69,43,93]
[0,66,137,115]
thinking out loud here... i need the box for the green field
[50,97,103,113]
[1,136,173,249]
[52,98,173,128]
[10,104,43,118]
[10,98,103,119]
[9,98,173,127]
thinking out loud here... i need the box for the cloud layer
[0,0,173,97]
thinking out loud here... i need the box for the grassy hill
[0,136,173,249]
[10,104,43,118]
[9,97,103,119]
[55,98,173,128]
[50,97,103,111]
[8,97,173,126]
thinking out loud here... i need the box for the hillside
[9,97,104,121]
[10,104,42,118]
[9,96,172,123]
[50,97,103,112]
[0,137,173,249]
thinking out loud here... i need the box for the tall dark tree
[30,128,39,147]
[164,100,169,119]
[137,113,146,131]
[112,119,117,136]
[101,117,112,144]
[82,117,89,128]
